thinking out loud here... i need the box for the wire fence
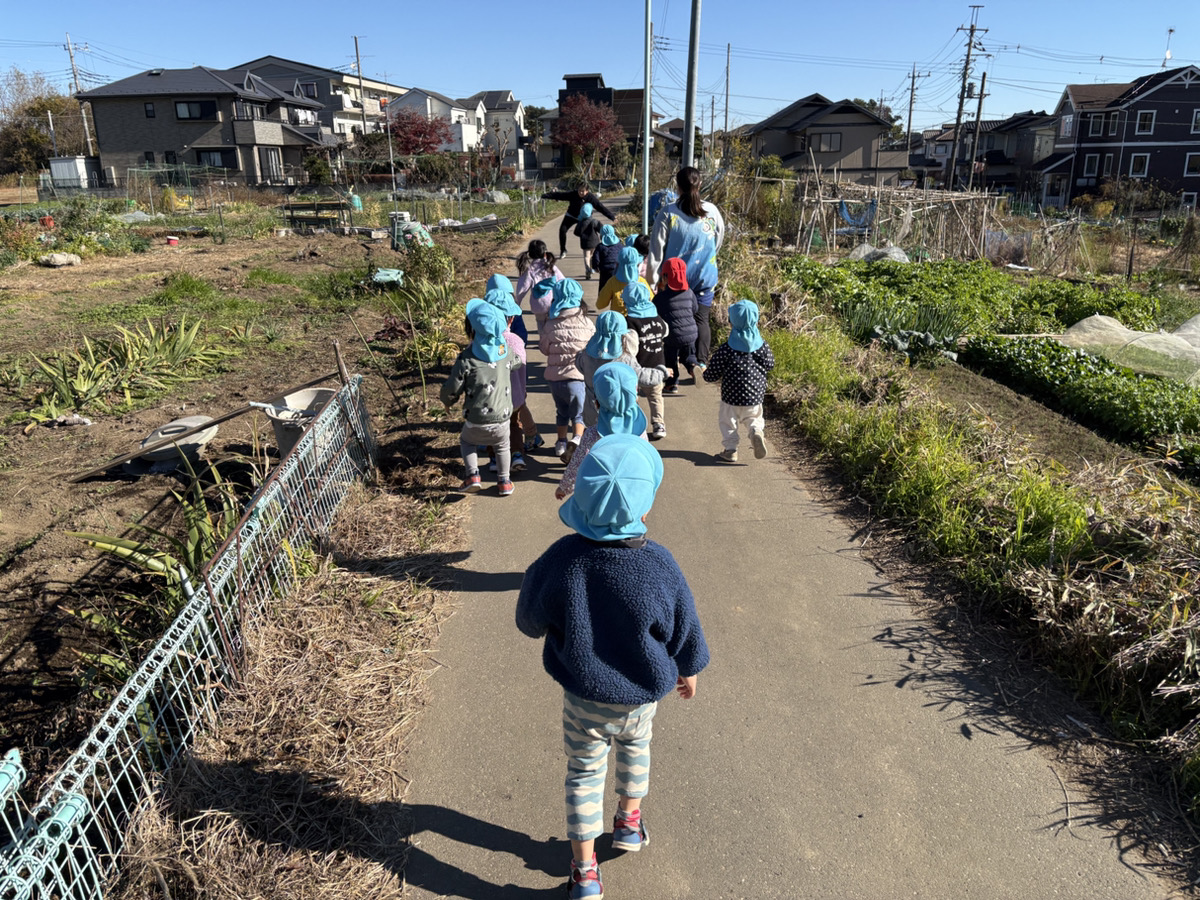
[0,375,376,899]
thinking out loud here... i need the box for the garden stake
[346,313,409,421]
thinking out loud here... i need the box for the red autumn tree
[553,94,627,178]
[389,107,454,155]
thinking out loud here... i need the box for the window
[1102,153,1113,177]
[144,102,155,118]
[258,147,283,181]
[1183,192,1198,209]
[164,150,177,165]
[1135,110,1155,134]
[143,151,154,164]
[300,82,318,99]
[1186,154,1200,177]
[1083,154,1099,177]
[812,132,841,153]
[1108,112,1119,135]
[1193,110,1200,134]
[175,100,218,120]
[933,143,948,156]
[234,102,265,120]
[1060,114,1073,138]
[197,148,238,169]
[985,135,996,150]
[1089,114,1104,136]
[1130,153,1150,178]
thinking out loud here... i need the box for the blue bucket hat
[559,434,663,542]
[600,224,620,246]
[486,273,514,296]
[532,277,556,304]
[579,203,594,220]
[586,310,628,360]
[465,298,509,362]
[593,362,647,438]
[483,286,521,318]
[727,299,764,353]
[622,281,656,319]
[615,246,641,284]
[548,278,584,319]
[624,234,639,247]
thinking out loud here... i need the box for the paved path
[402,211,1171,898]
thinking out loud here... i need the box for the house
[1040,65,1200,209]
[539,74,661,172]
[235,55,407,142]
[923,111,1056,192]
[76,66,327,185]
[460,90,530,171]
[746,94,908,185]
[389,89,485,152]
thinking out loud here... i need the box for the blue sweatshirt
[516,534,710,705]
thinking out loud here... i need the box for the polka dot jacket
[702,340,775,407]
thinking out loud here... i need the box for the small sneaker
[511,452,527,471]
[524,433,546,452]
[554,439,569,459]
[612,809,649,852]
[663,383,679,395]
[567,855,602,899]
[560,249,569,258]
[650,422,667,441]
[750,430,768,459]
[460,472,483,492]
[563,436,581,466]
[715,448,738,463]
[498,479,514,497]
[693,362,707,385]
[585,270,593,280]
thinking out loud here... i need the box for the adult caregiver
[542,183,617,258]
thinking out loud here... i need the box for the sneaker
[715,448,738,463]
[585,270,593,280]
[563,436,581,466]
[460,472,483,492]
[560,249,569,258]
[750,430,768,459]
[663,383,679,395]
[612,809,649,852]
[554,439,569,459]
[498,479,514,497]
[567,855,602,900]
[693,362,707,385]
[650,422,667,441]
[511,452,527,471]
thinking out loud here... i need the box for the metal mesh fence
[0,376,376,899]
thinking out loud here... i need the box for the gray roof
[462,90,519,110]
[409,87,469,110]
[748,94,891,135]
[78,66,321,109]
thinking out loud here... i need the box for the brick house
[77,67,327,185]
[1040,65,1200,209]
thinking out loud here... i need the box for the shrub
[402,243,455,286]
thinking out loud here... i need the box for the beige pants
[639,383,665,427]
[718,401,764,450]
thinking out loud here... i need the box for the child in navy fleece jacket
[517,434,709,899]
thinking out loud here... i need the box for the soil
[0,224,522,787]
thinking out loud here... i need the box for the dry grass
[110,485,461,900]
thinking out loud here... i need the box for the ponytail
[676,166,704,218]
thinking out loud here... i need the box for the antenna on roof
[1163,27,1175,69]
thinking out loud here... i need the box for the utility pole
[943,6,986,190]
[642,7,653,231]
[966,71,988,191]
[710,95,715,163]
[682,0,702,167]
[65,33,93,155]
[353,36,369,140]
[723,42,730,165]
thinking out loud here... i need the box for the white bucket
[264,388,336,459]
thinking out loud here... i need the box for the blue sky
[2,0,1195,132]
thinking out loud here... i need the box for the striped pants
[562,691,658,842]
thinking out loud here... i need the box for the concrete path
[401,211,1171,898]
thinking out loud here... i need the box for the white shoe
[554,439,569,459]
[750,430,768,459]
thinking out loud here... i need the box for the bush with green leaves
[402,242,455,286]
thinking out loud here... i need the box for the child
[575,310,665,433]
[487,273,526,344]
[702,299,775,463]
[440,299,524,495]
[483,287,531,472]
[596,246,652,315]
[555,362,648,500]
[622,282,670,440]
[633,233,652,281]
[590,224,623,291]
[573,203,604,279]
[540,279,595,460]
[516,434,710,900]
[516,239,564,313]
[653,257,699,395]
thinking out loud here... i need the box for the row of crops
[781,256,1200,470]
